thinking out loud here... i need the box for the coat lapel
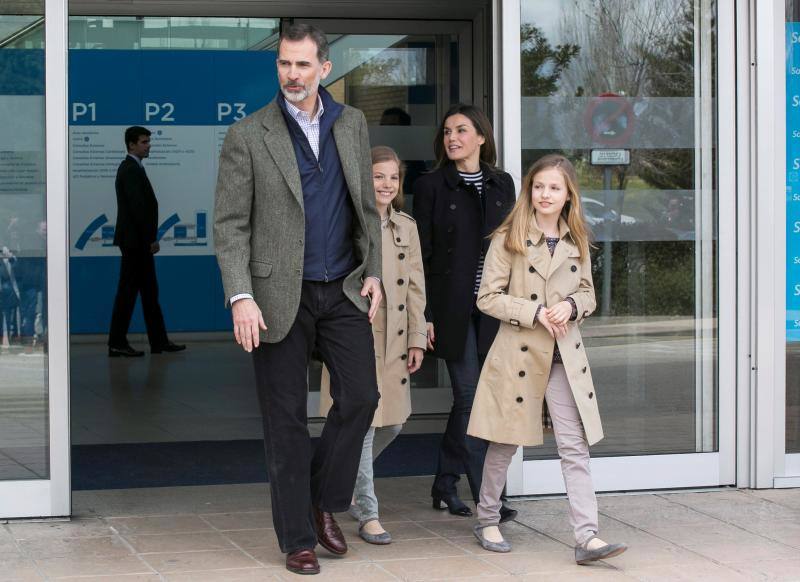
[546,218,575,277]
[526,239,551,276]
[333,118,362,211]
[261,102,304,209]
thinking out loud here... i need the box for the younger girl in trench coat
[468,155,627,564]
[321,146,427,545]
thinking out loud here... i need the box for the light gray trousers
[351,424,403,523]
[477,364,599,545]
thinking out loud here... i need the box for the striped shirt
[459,169,484,295]
[284,95,324,159]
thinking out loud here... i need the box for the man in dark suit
[107,126,185,357]
[214,24,381,575]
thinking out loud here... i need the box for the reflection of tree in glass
[352,57,404,86]
[638,0,705,190]
[558,0,689,191]
[521,23,579,97]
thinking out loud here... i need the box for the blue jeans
[432,314,489,504]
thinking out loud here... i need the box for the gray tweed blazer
[213,98,381,343]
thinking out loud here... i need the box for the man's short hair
[124,126,151,150]
[279,23,330,63]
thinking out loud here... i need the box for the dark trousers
[108,248,168,349]
[432,313,489,504]
[252,279,379,554]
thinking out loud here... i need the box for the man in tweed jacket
[214,23,382,575]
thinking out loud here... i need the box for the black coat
[412,161,516,360]
[113,156,158,249]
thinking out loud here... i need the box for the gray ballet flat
[575,535,628,564]
[358,520,392,545]
[473,524,511,553]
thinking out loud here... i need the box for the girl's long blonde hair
[494,154,592,259]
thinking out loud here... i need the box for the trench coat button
[297,239,303,246]
[445,269,451,275]
[398,252,405,260]
[588,392,594,399]
[518,370,526,377]
[528,266,535,273]
[397,278,404,285]
[495,200,502,207]
[449,203,457,210]
[398,329,404,335]
[396,237,401,243]
[582,366,587,373]
[447,226,454,233]
[400,354,407,360]
[521,345,528,352]
[398,304,405,311]
[571,265,578,272]
[401,378,408,385]
[531,293,538,300]
[516,396,524,403]
[447,248,453,254]
[576,342,581,348]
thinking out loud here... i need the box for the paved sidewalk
[1,478,799,580]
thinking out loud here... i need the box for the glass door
[296,18,475,417]
[0,0,70,518]
[503,0,735,494]
[783,0,800,487]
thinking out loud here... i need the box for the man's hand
[426,322,435,351]
[232,298,267,352]
[361,278,382,323]
[407,347,424,373]
[150,242,160,254]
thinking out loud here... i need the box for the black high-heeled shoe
[499,504,518,523]
[432,495,473,517]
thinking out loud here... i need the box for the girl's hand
[407,347,424,373]
[536,307,556,339]
[426,322,435,351]
[546,301,573,326]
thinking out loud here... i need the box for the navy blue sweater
[278,88,356,282]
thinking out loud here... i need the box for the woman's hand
[407,347,424,373]
[426,322,435,351]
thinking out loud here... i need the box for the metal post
[601,166,613,315]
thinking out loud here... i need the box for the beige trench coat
[320,207,428,427]
[467,218,603,447]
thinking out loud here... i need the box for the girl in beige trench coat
[320,146,427,545]
[468,155,627,564]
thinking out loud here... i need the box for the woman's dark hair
[433,103,497,169]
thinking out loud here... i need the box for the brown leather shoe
[286,548,320,575]
[314,507,347,555]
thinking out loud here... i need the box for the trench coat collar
[527,215,572,245]
[526,216,576,277]
[442,160,502,190]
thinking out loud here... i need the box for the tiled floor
[2,478,799,580]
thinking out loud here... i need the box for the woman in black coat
[413,104,516,519]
